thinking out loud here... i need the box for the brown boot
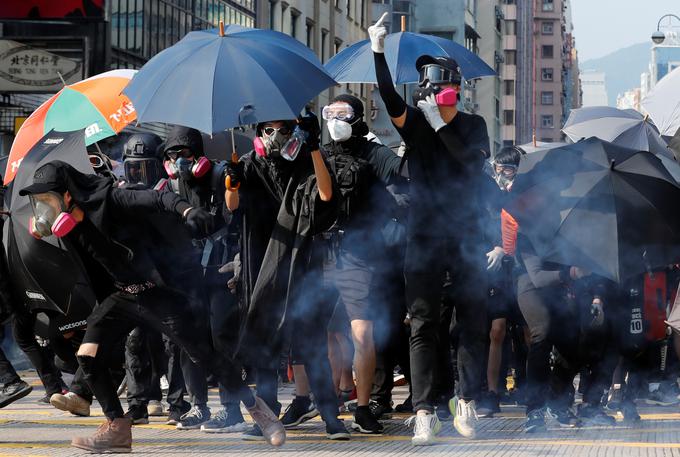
[71,417,132,453]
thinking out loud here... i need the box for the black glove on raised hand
[184,207,214,238]
[225,160,244,190]
[298,111,321,151]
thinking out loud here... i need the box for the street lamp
[651,14,680,44]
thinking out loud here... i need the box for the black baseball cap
[19,162,67,196]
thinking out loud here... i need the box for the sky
[570,0,678,62]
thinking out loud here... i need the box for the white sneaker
[405,412,442,446]
[160,375,169,393]
[450,396,478,439]
[148,400,165,417]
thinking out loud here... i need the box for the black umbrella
[505,137,680,283]
[5,129,97,325]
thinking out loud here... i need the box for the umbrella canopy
[6,129,97,320]
[6,69,137,185]
[123,25,337,134]
[641,65,680,137]
[325,31,496,84]
[504,137,680,283]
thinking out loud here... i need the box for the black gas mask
[412,63,462,105]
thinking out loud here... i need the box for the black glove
[298,111,321,151]
[226,160,244,189]
[184,207,214,238]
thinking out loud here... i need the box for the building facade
[616,88,641,112]
[580,70,608,107]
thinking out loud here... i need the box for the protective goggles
[88,154,105,169]
[321,103,355,122]
[418,64,461,86]
[262,126,292,136]
[124,159,162,186]
[165,148,195,160]
[492,162,518,177]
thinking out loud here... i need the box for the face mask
[412,84,460,106]
[255,128,292,158]
[28,192,78,238]
[163,156,211,180]
[327,119,353,142]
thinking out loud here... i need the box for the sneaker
[0,380,33,408]
[577,404,616,426]
[148,400,165,417]
[176,405,210,430]
[351,405,383,434]
[245,396,286,447]
[645,387,680,406]
[405,412,442,446]
[160,375,169,394]
[394,373,407,387]
[524,408,547,433]
[621,401,641,425]
[545,406,580,428]
[450,396,479,439]
[166,400,191,425]
[71,417,132,453]
[280,396,319,428]
[242,424,265,441]
[369,400,393,420]
[477,391,501,418]
[50,391,91,417]
[37,393,52,404]
[395,395,413,413]
[201,408,249,433]
[326,418,351,440]
[124,405,149,425]
[604,385,623,412]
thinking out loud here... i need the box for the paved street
[1,372,680,456]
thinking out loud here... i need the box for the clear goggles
[165,148,195,161]
[418,64,461,86]
[322,103,355,122]
[262,126,292,136]
[492,162,518,177]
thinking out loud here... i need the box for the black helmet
[123,133,163,160]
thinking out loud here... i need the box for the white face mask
[327,119,352,142]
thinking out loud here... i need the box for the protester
[369,13,490,444]
[21,161,285,452]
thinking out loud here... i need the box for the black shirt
[396,106,489,238]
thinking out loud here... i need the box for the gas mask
[124,159,162,187]
[492,162,518,191]
[254,125,294,159]
[412,83,459,106]
[28,192,78,238]
[413,62,462,106]
[163,150,211,181]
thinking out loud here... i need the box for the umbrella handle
[225,150,240,191]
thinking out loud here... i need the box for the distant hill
[580,42,651,106]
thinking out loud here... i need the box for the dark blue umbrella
[325,32,496,84]
[123,24,337,134]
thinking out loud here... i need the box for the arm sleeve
[374,52,407,118]
[518,235,569,289]
[437,116,490,168]
[367,144,403,185]
[110,187,191,217]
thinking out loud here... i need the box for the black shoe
[176,405,211,430]
[280,396,319,429]
[124,405,150,425]
[241,424,265,441]
[369,401,393,420]
[524,408,546,433]
[325,418,350,440]
[0,380,33,408]
[604,386,623,412]
[545,407,580,428]
[477,391,501,418]
[36,393,51,404]
[351,405,383,434]
[577,404,616,426]
[166,400,192,425]
[621,401,641,425]
[394,395,413,413]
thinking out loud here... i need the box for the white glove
[368,12,389,53]
[486,246,505,272]
[417,94,446,132]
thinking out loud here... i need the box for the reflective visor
[124,159,162,187]
[322,103,354,121]
[418,64,460,86]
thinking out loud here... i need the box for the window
[541,68,553,81]
[290,10,299,38]
[495,99,500,119]
[542,0,554,11]
[504,80,515,96]
[541,137,553,143]
[541,45,553,58]
[504,50,516,65]
[280,2,288,31]
[269,0,277,30]
[505,20,516,36]
[360,0,365,26]
[541,91,554,105]
[334,38,343,55]
[346,0,351,17]
[504,110,514,125]
[321,29,328,62]
[306,19,314,48]
[542,21,554,35]
[335,0,340,9]
[541,115,554,128]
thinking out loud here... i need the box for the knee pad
[77,355,98,383]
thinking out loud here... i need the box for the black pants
[404,236,487,412]
[0,325,20,386]
[12,310,64,395]
[126,327,163,407]
[79,287,251,420]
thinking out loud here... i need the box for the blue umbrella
[123,24,337,134]
[325,32,496,84]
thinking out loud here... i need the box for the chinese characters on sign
[0,40,82,91]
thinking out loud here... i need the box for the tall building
[580,71,607,107]
[501,0,520,147]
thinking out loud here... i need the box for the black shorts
[324,249,375,322]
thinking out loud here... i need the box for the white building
[580,70,608,107]
[616,88,641,112]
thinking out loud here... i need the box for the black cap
[19,162,67,196]
[163,125,204,157]
[415,55,461,75]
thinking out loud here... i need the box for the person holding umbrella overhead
[368,12,490,445]
[20,161,286,453]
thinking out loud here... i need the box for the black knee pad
[77,355,98,383]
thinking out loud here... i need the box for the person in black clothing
[21,161,285,453]
[161,125,247,433]
[225,115,346,440]
[369,12,490,445]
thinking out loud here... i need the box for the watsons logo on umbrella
[43,137,64,145]
[58,320,87,332]
[25,290,46,301]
